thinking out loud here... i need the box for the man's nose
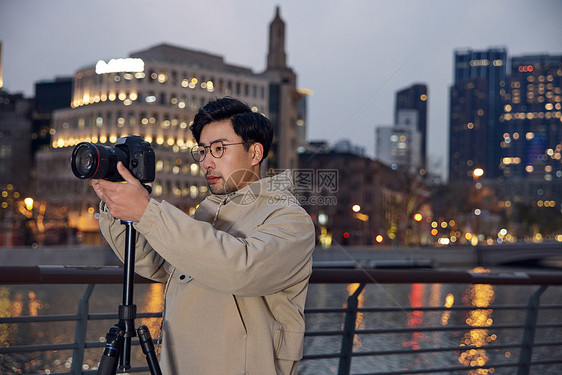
[201,153,215,169]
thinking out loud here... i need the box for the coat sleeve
[98,201,170,283]
[134,198,316,296]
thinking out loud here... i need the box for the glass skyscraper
[449,48,507,181]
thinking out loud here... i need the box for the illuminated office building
[376,109,422,175]
[449,48,507,181]
[395,84,428,169]
[0,91,33,195]
[496,54,562,202]
[33,77,72,154]
[35,8,303,241]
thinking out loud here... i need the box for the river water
[1,267,561,374]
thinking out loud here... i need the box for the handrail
[2,265,562,285]
[1,265,562,375]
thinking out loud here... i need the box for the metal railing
[1,265,562,374]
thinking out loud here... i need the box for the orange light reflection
[345,283,365,349]
[459,267,496,374]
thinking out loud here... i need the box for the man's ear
[250,143,264,166]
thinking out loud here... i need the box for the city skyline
[1,0,561,179]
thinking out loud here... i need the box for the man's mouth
[206,174,221,184]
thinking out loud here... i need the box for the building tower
[262,6,301,171]
[449,48,507,181]
[267,7,287,70]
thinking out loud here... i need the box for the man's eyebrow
[198,138,228,147]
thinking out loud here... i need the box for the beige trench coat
[99,171,316,374]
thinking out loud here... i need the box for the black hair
[190,97,274,164]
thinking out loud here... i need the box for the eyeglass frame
[190,140,252,162]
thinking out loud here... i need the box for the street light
[318,213,328,226]
[352,204,370,245]
[24,197,34,211]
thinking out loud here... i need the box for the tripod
[97,221,162,375]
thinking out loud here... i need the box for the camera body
[71,135,156,183]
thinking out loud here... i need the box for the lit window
[190,163,199,176]
[153,184,162,196]
[190,185,198,199]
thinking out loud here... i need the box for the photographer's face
[199,120,260,194]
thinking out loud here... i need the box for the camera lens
[71,143,100,179]
[71,142,127,181]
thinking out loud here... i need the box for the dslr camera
[71,135,156,183]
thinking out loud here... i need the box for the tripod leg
[119,221,137,371]
[97,325,123,375]
[138,325,163,375]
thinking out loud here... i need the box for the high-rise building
[499,54,562,178]
[0,90,35,246]
[376,110,422,175]
[496,54,562,202]
[33,77,72,154]
[0,91,33,195]
[34,7,303,242]
[449,78,490,179]
[395,83,428,167]
[449,48,507,181]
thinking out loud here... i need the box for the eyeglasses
[190,140,249,162]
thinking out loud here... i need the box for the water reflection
[459,267,496,374]
[441,292,455,325]
[346,283,365,349]
[0,284,166,374]
[139,282,164,336]
[1,274,560,374]
[0,287,14,347]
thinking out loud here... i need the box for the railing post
[71,284,95,375]
[517,285,547,375]
[338,283,365,375]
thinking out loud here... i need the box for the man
[93,97,315,374]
